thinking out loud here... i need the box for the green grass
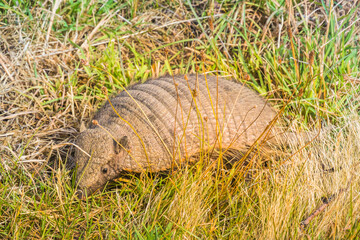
[1,0,360,238]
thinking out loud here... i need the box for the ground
[1,0,360,239]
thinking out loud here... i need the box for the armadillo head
[73,127,130,198]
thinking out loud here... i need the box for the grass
[1,0,360,238]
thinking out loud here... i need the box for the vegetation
[0,0,360,238]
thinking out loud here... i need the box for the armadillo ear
[113,136,129,154]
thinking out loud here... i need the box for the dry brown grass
[1,0,360,238]
[0,1,274,173]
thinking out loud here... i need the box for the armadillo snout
[75,187,95,199]
[75,189,85,199]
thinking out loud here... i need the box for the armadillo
[73,74,277,197]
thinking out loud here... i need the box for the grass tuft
[1,0,360,238]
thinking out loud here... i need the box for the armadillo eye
[101,168,108,174]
